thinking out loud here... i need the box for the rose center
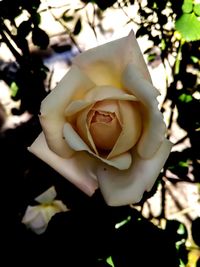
[88,110,121,151]
[91,111,113,123]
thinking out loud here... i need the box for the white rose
[28,31,172,206]
[22,186,68,234]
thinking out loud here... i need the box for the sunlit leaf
[190,56,199,63]
[175,13,200,41]
[10,82,19,97]
[194,3,200,16]
[147,53,157,62]
[179,93,193,103]
[182,0,193,13]
[106,256,115,267]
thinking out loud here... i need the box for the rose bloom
[29,31,172,206]
[22,187,68,234]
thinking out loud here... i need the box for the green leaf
[190,56,199,63]
[178,93,193,103]
[147,53,157,62]
[179,259,186,267]
[194,3,200,16]
[106,256,115,267]
[182,0,193,13]
[177,223,186,235]
[175,13,200,41]
[10,82,19,97]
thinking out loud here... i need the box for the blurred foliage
[0,0,199,266]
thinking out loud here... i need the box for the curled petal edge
[97,139,173,206]
[122,63,167,159]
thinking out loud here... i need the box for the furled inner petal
[63,123,132,170]
[107,100,142,159]
[76,104,98,154]
[84,86,137,102]
[89,110,122,151]
[122,63,166,159]
[39,65,96,158]
[75,99,122,155]
[87,100,122,153]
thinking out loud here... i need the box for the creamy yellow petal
[22,206,39,223]
[85,86,137,102]
[97,139,173,206]
[90,115,121,151]
[122,63,166,159]
[65,86,137,119]
[76,104,98,154]
[28,133,98,196]
[65,99,92,117]
[73,30,152,88]
[35,186,57,204]
[39,65,95,158]
[108,101,142,159]
[63,123,132,170]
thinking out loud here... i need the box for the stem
[174,40,184,75]
[86,4,97,39]
[160,178,166,218]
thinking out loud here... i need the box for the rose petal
[97,139,173,206]
[85,86,137,102]
[89,115,121,151]
[76,104,98,154]
[22,206,39,223]
[53,200,68,212]
[122,63,166,159]
[39,65,96,158]
[73,30,152,88]
[65,99,92,117]
[28,133,98,196]
[64,86,137,120]
[35,186,57,204]
[108,100,142,159]
[63,123,132,170]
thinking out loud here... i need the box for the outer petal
[122,63,166,159]
[28,133,98,196]
[73,30,152,88]
[97,139,173,206]
[63,123,132,170]
[40,65,96,158]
